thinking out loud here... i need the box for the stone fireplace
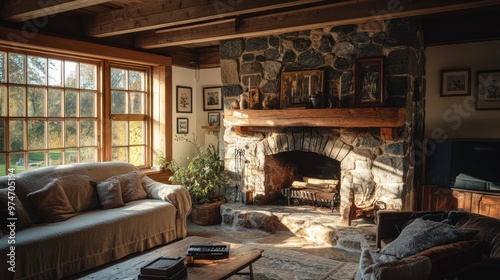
[220,18,425,214]
[223,124,409,215]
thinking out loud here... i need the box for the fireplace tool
[234,149,246,202]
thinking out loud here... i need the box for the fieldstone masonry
[221,18,426,214]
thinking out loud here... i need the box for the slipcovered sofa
[0,162,192,280]
[355,210,500,280]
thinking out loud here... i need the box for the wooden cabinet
[475,194,500,218]
[422,185,500,219]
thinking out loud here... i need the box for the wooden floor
[69,236,263,280]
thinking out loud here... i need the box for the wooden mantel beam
[0,0,112,21]
[224,108,406,128]
[88,0,339,38]
[225,107,406,140]
[136,0,500,48]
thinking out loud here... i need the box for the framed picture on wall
[355,57,384,107]
[176,86,192,113]
[440,68,471,97]
[279,69,324,108]
[177,118,189,134]
[476,69,500,110]
[203,86,223,111]
[208,112,220,126]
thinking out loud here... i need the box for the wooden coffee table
[76,236,263,280]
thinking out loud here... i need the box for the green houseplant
[153,150,169,171]
[169,134,226,225]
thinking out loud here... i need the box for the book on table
[186,244,230,259]
[137,266,187,280]
[139,256,187,279]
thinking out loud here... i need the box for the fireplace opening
[264,151,341,205]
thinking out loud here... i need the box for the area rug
[228,247,358,280]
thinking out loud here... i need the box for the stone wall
[220,18,426,212]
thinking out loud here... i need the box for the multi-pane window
[0,51,98,175]
[110,66,148,167]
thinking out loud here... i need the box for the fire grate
[281,178,340,211]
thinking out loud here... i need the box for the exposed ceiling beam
[137,18,237,48]
[0,0,112,21]
[88,0,345,37]
[136,0,500,49]
[155,18,236,34]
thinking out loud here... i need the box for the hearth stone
[220,202,376,253]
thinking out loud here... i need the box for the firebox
[265,150,340,204]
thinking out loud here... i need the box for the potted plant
[153,150,169,171]
[169,134,226,225]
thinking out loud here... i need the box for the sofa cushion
[0,188,33,232]
[413,239,486,278]
[456,213,500,257]
[355,249,431,280]
[26,179,77,223]
[380,218,479,258]
[373,256,432,280]
[93,178,125,209]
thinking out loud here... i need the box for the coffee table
[76,236,263,280]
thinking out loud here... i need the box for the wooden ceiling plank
[1,0,113,21]
[89,0,343,37]
[136,19,236,48]
[136,0,500,48]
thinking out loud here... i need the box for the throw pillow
[116,171,148,203]
[380,218,478,258]
[26,179,77,223]
[58,174,100,212]
[0,188,33,232]
[92,178,125,209]
[414,239,486,278]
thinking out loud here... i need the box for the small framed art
[440,68,471,97]
[476,69,500,110]
[177,118,188,134]
[279,69,324,108]
[176,86,192,113]
[203,86,223,111]
[355,57,384,107]
[208,112,220,126]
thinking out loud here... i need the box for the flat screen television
[425,139,500,192]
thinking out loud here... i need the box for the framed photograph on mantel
[476,69,500,110]
[440,68,471,97]
[203,86,223,111]
[176,86,192,113]
[280,69,324,108]
[355,57,384,107]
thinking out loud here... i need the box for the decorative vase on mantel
[307,91,327,108]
